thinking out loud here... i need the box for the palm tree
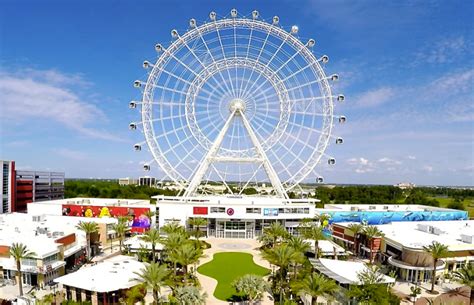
[452,263,473,288]
[287,236,310,278]
[75,221,99,260]
[132,262,170,304]
[363,225,384,264]
[173,286,207,305]
[302,225,326,258]
[423,241,449,293]
[232,274,269,304]
[171,243,203,281]
[9,243,36,296]
[258,222,288,248]
[141,228,161,262]
[292,272,339,305]
[187,217,208,241]
[347,223,365,256]
[262,244,299,286]
[161,223,187,236]
[124,284,146,305]
[112,222,127,252]
[162,233,189,275]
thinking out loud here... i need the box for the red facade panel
[193,207,208,215]
[56,233,76,246]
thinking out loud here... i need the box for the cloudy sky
[0,0,473,186]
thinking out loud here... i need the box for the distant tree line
[65,179,179,200]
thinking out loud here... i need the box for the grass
[197,252,270,301]
[429,197,474,218]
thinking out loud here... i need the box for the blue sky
[0,0,473,186]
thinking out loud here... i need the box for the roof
[32,197,151,207]
[124,235,164,251]
[153,195,318,206]
[304,239,346,255]
[375,220,474,251]
[54,255,146,292]
[310,258,395,285]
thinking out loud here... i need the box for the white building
[0,213,86,287]
[118,177,137,186]
[54,255,146,304]
[1,160,15,213]
[155,195,318,238]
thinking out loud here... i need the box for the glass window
[210,207,225,213]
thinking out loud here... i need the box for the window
[210,207,225,213]
[246,208,261,214]
[43,253,58,265]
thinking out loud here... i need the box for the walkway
[196,238,274,305]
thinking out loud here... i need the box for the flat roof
[304,240,346,255]
[54,255,146,292]
[0,213,81,258]
[336,220,474,251]
[153,195,318,206]
[310,258,395,285]
[321,204,456,212]
[33,197,151,207]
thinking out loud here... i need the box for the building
[118,177,137,186]
[138,176,156,187]
[1,160,15,213]
[54,255,146,305]
[319,204,468,225]
[0,160,65,213]
[27,197,157,233]
[15,170,65,212]
[331,220,474,283]
[394,182,416,189]
[0,213,86,288]
[155,195,318,238]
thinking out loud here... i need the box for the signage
[226,208,235,216]
[263,208,279,216]
[193,207,208,215]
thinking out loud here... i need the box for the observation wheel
[130,9,346,198]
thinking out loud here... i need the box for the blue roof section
[325,210,468,225]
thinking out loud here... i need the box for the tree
[161,223,187,236]
[124,284,146,305]
[422,241,449,293]
[287,236,310,278]
[356,265,385,285]
[452,263,474,303]
[262,244,299,288]
[112,222,127,252]
[232,274,269,304]
[363,226,384,264]
[171,243,203,281]
[447,198,465,211]
[292,272,338,305]
[162,232,189,275]
[9,243,36,296]
[347,223,365,256]
[75,221,99,260]
[302,225,326,258]
[132,262,170,304]
[347,283,392,305]
[258,222,288,248]
[141,228,161,262]
[173,286,207,305]
[187,217,208,241]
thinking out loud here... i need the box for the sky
[0,0,473,186]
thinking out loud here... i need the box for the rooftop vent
[460,234,473,244]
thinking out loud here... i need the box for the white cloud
[415,36,469,65]
[423,165,434,172]
[352,87,395,108]
[0,69,123,141]
[407,155,416,160]
[55,148,88,160]
[377,157,402,165]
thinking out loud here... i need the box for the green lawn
[197,252,270,301]
[429,197,474,218]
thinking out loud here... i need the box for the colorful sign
[61,204,152,233]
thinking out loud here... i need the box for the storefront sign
[263,208,278,216]
[226,208,235,216]
[193,206,208,215]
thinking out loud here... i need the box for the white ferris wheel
[130,9,345,199]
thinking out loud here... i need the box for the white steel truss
[184,105,288,199]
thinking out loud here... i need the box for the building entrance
[216,220,255,239]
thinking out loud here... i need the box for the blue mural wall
[324,210,468,225]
